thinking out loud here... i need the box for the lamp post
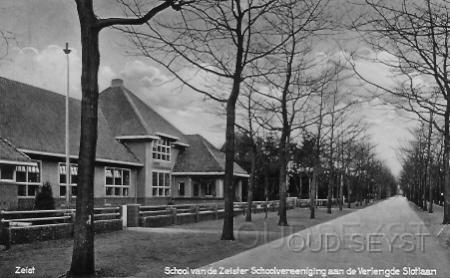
[63,43,71,208]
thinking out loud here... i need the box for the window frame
[104,166,131,197]
[151,170,171,197]
[58,162,78,197]
[152,138,171,162]
[15,161,42,198]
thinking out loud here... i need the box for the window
[0,165,15,181]
[178,182,185,196]
[15,164,41,197]
[59,163,77,197]
[152,138,171,161]
[205,182,216,196]
[105,167,130,197]
[152,171,171,197]
[193,183,199,197]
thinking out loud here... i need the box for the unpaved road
[174,196,450,278]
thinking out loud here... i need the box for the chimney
[111,78,124,88]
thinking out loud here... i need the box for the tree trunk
[245,143,256,222]
[339,172,343,211]
[443,101,450,224]
[221,95,238,240]
[278,130,288,225]
[264,174,269,219]
[347,176,351,208]
[299,175,303,199]
[70,4,99,276]
[310,167,317,219]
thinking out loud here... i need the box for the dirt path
[176,196,450,277]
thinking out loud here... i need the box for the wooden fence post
[194,205,199,222]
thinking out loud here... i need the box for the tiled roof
[100,83,188,144]
[0,138,31,163]
[0,77,141,165]
[173,134,248,176]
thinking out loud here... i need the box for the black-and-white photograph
[0,0,449,277]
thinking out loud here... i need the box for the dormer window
[152,138,171,161]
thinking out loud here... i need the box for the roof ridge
[0,76,73,100]
[200,136,224,171]
[0,137,31,160]
[121,88,151,135]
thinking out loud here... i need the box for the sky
[0,0,419,177]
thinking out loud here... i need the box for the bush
[34,182,55,210]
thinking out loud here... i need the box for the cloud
[117,60,226,145]
[0,45,114,98]
[0,45,226,147]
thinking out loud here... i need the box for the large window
[105,167,130,197]
[59,163,78,197]
[152,138,171,161]
[15,163,41,197]
[152,171,171,197]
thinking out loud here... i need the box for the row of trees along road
[399,116,446,213]
[351,0,450,224]
[68,0,396,276]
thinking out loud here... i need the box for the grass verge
[0,205,365,278]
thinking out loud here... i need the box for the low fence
[298,198,343,207]
[133,199,296,228]
[1,199,300,244]
[0,207,122,245]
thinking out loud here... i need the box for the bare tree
[119,0,308,239]
[70,1,188,275]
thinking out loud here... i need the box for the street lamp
[63,43,71,208]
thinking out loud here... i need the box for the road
[176,196,450,278]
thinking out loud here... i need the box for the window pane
[123,171,130,185]
[60,174,66,184]
[115,187,121,196]
[165,188,170,196]
[159,172,164,186]
[60,186,66,197]
[159,188,163,196]
[106,176,113,185]
[114,176,122,185]
[59,165,66,174]
[18,185,27,196]
[28,172,40,183]
[152,172,158,187]
[28,185,38,196]
[71,174,78,184]
[123,188,129,196]
[0,165,14,180]
[106,187,113,196]
[105,169,113,177]
[178,183,185,196]
[71,186,77,196]
[152,188,157,196]
[16,170,26,182]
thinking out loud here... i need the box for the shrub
[34,182,55,210]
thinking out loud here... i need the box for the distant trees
[399,119,444,212]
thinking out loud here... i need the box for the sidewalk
[168,196,450,278]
